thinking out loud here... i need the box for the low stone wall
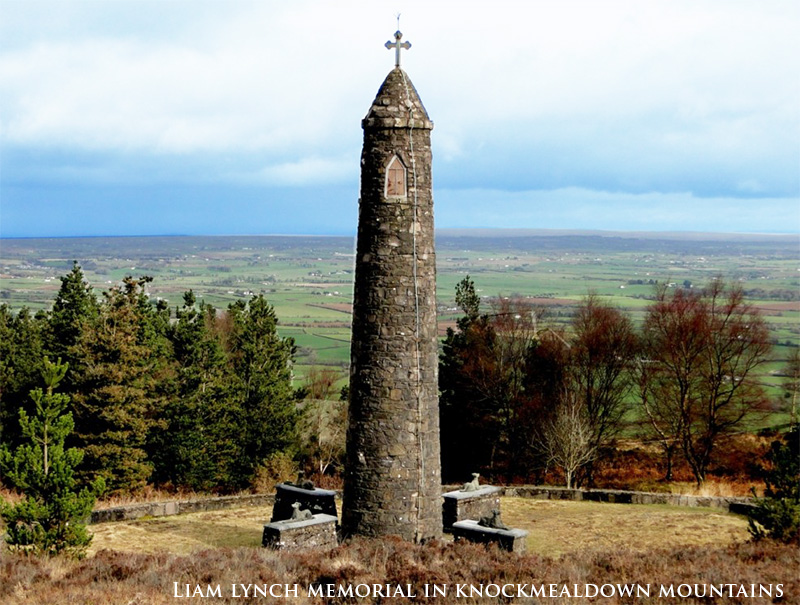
[90,494,275,524]
[88,485,754,525]
[504,486,753,513]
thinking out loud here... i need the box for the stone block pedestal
[452,520,528,553]
[262,514,338,550]
[271,483,337,522]
[442,486,502,532]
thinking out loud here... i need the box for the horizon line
[1,227,798,242]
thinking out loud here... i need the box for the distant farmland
[1,230,797,426]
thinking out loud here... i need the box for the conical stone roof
[362,68,433,131]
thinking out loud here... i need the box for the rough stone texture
[89,494,274,524]
[342,67,442,543]
[442,486,502,532]
[728,501,758,516]
[262,514,338,550]
[452,520,528,553]
[86,486,751,527]
[503,486,752,512]
[271,483,338,522]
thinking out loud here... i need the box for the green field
[1,231,797,420]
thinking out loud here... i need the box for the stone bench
[452,520,528,553]
[442,485,502,532]
[271,483,338,522]
[262,514,338,550]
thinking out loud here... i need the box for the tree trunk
[664,445,673,482]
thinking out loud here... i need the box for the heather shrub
[1,539,796,605]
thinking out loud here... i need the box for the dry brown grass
[1,536,797,604]
[0,487,22,505]
[3,496,794,604]
[501,498,749,557]
[86,497,750,560]
[88,507,269,556]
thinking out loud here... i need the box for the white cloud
[0,0,797,232]
[0,2,385,153]
[2,1,796,153]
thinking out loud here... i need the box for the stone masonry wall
[502,486,753,513]
[342,68,442,542]
[442,486,503,532]
[89,494,274,524]
[262,514,338,551]
[87,486,753,526]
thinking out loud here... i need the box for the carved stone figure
[478,509,509,531]
[461,472,481,492]
[290,501,313,521]
[290,470,315,491]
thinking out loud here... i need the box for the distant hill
[437,228,799,243]
[1,230,797,263]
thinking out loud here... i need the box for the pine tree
[0,306,48,447]
[439,291,495,481]
[226,295,298,487]
[748,427,800,543]
[70,277,167,494]
[439,278,540,481]
[47,262,98,385]
[150,291,238,490]
[0,358,104,558]
[151,292,299,490]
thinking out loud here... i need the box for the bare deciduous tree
[540,393,597,489]
[639,280,771,485]
[569,294,637,483]
[300,368,347,475]
[637,355,684,481]
[781,349,800,426]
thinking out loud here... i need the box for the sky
[0,0,798,238]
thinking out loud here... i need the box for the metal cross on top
[385,30,411,68]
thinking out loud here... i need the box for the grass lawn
[502,498,749,557]
[87,498,750,558]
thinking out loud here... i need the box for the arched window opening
[385,155,407,197]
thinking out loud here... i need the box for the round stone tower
[342,32,442,542]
